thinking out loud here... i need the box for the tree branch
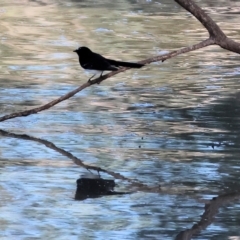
[1,0,240,123]
[175,0,226,40]
[175,0,240,53]
[0,39,214,122]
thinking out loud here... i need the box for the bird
[73,46,144,83]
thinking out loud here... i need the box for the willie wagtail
[73,46,144,82]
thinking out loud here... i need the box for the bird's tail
[107,59,144,68]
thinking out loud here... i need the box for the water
[1,0,240,239]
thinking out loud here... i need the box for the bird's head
[73,46,92,56]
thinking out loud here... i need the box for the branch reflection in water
[1,129,240,238]
[175,191,240,240]
[0,129,160,191]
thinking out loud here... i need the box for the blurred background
[1,0,240,239]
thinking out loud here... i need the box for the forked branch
[0,0,239,123]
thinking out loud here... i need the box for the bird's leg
[95,71,104,85]
[88,72,104,84]
[97,169,101,178]
[88,74,96,84]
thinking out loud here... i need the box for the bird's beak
[73,49,77,53]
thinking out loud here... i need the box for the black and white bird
[73,46,144,82]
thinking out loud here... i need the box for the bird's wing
[90,53,118,71]
[82,62,94,69]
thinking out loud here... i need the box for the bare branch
[175,0,226,40]
[0,39,214,122]
[175,0,240,54]
[146,38,214,63]
[220,37,240,54]
[1,0,240,123]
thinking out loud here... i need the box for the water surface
[1,0,240,239]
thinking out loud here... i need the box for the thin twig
[0,39,215,122]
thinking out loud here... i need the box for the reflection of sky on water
[9,65,54,71]
[1,0,240,239]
